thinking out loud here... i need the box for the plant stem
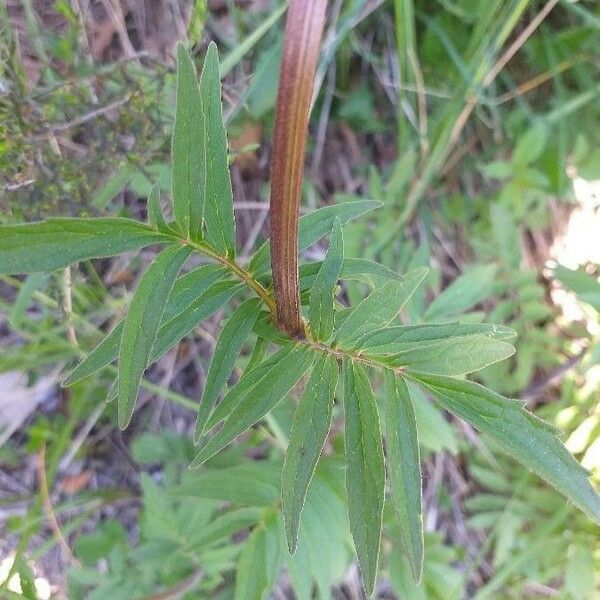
[183,238,276,313]
[269,0,328,336]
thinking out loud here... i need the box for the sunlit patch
[0,553,52,600]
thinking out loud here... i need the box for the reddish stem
[269,0,328,336]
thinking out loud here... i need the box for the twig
[58,402,105,471]
[37,445,80,566]
[134,570,203,600]
[62,267,78,346]
[48,93,133,132]
[98,0,137,59]
[450,0,560,147]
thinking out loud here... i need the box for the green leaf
[287,464,353,598]
[385,373,423,583]
[414,374,600,526]
[172,44,205,240]
[248,200,382,275]
[480,160,513,180]
[358,322,516,353]
[300,257,400,289]
[366,334,515,376]
[188,507,264,552]
[118,244,191,428]
[234,519,280,600]
[190,345,314,467]
[177,461,281,505]
[513,121,549,166]
[400,335,514,375]
[282,354,338,553]
[202,345,298,432]
[343,360,385,595]
[14,554,36,600]
[8,272,48,329]
[147,183,168,231]
[195,298,261,441]
[63,323,124,386]
[199,42,236,256]
[0,218,168,275]
[424,265,497,321]
[155,280,241,361]
[334,268,428,347]
[63,265,226,386]
[246,336,269,373]
[553,264,600,311]
[309,219,344,341]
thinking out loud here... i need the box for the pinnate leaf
[0,218,168,275]
[195,297,261,441]
[385,373,423,582]
[343,360,385,595]
[414,374,600,526]
[118,244,191,428]
[282,354,338,553]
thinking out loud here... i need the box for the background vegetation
[1,0,599,598]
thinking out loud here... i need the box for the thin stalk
[269,0,328,336]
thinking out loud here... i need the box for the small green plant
[1,6,599,596]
